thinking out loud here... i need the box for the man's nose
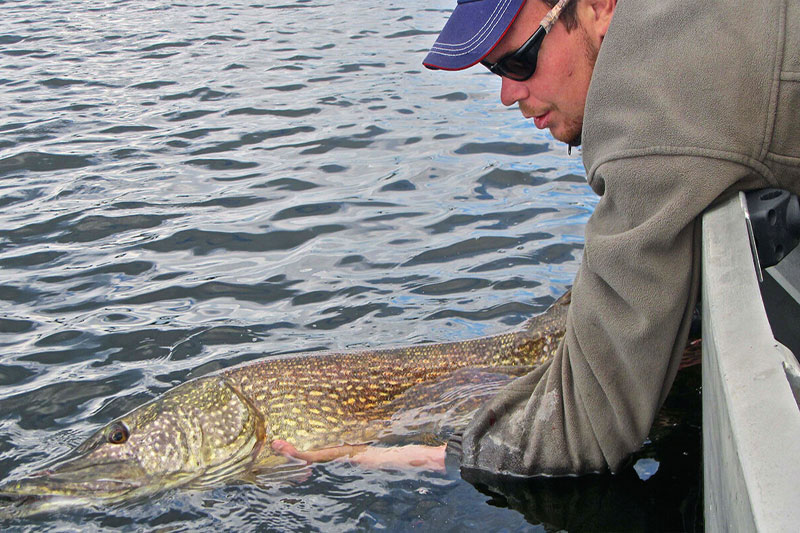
[500,76,529,107]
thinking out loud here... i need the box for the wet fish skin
[0,375,269,518]
[0,292,570,518]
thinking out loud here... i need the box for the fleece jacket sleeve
[461,155,763,475]
[454,0,799,476]
[450,0,800,475]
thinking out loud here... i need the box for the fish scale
[0,292,569,518]
[225,322,566,454]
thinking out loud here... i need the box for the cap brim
[423,0,525,71]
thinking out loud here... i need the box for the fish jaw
[0,491,93,520]
[0,459,151,519]
[0,376,267,518]
[0,449,171,518]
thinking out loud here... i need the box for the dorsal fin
[521,289,571,333]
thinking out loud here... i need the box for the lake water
[0,0,700,531]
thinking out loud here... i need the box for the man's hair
[542,0,579,31]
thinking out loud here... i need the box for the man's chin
[567,133,582,148]
[549,124,582,148]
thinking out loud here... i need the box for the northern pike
[0,292,570,518]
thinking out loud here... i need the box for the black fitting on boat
[744,189,800,268]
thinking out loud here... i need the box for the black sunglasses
[481,0,571,81]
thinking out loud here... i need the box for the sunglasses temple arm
[541,0,570,34]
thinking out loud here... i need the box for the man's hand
[271,440,447,471]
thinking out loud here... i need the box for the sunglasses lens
[501,54,537,81]
[483,26,545,81]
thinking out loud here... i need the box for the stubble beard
[563,27,600,148]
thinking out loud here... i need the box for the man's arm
[272,439,446,471]
[457,156,757,475]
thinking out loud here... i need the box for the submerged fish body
[0,293,569,518]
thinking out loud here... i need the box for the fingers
[270,440,446,471]
[271,440,367,463]
[271,439,301,458]
[350,444,447,471]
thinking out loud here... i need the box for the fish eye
[107,423,129,445]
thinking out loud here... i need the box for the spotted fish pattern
[0,292,569,517]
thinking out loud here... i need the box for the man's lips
[520,105,552,130]
[533,111,551,129]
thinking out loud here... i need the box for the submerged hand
[271,440,446,471]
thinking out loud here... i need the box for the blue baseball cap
[423,0,526,71]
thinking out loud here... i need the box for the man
[425,0,599,149]
[421,0,800,476]
[276,0,800,476]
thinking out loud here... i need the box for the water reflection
[0,0,699,530]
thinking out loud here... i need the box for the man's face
[483,0,602,145]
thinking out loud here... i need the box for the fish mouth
[1,473,142,497]
[0,460,150,518]
[0,491,85,520]
[0,476,142,519]
[0,492,52,520]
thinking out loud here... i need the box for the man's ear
[581,0,616,40]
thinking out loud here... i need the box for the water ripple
[0,152,94,176]
[138,226,347,255]
[0,0,701,531]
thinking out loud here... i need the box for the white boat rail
[702,192,800,531]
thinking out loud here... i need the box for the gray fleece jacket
[458,0,800,475]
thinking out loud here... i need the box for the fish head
[0,376,265,518]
